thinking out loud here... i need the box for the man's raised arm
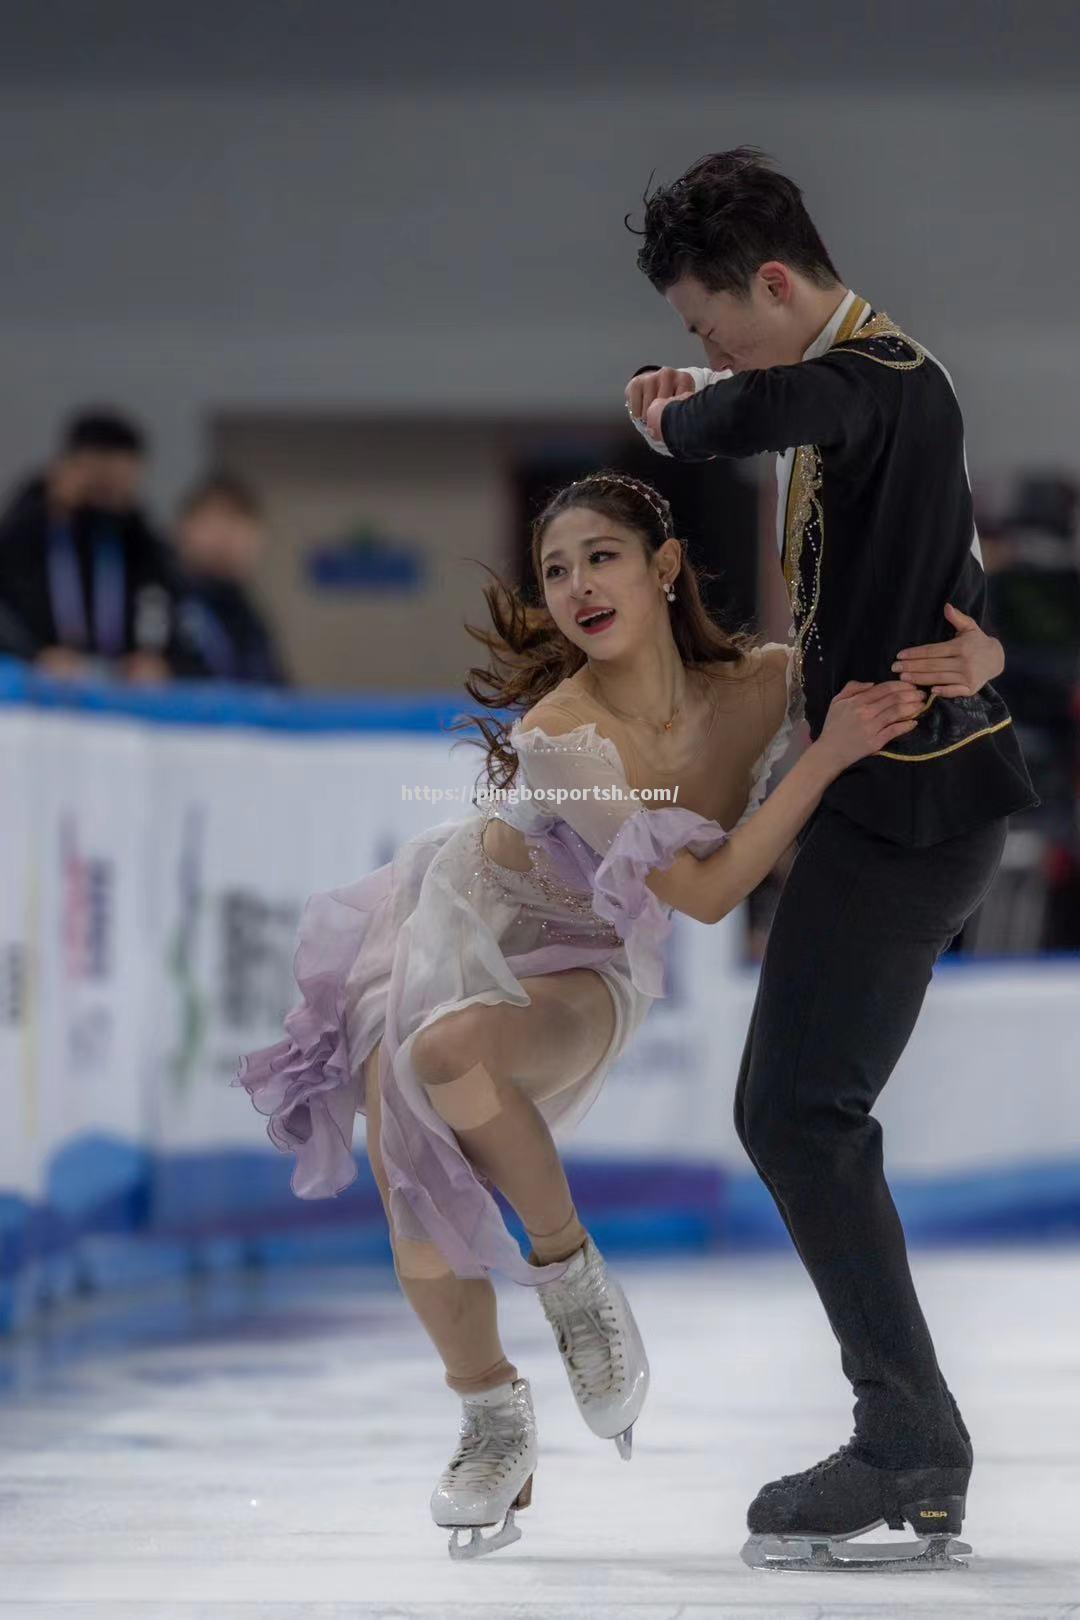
[637,353,882,463]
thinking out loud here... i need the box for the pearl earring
[664,582,676,603]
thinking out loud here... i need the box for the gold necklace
[586,667,690,733]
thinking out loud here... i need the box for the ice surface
[1,1247,1078,1618]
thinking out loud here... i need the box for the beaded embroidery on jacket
[783,446,825,690]
[783,311,926,688]
[836,313,926,371]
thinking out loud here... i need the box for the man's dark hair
[62,408,147,457]
[630,147,841,296]
[178,470,263,522]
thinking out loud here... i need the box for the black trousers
[734,804,1008,1469]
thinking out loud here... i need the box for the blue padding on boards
[45,1134,151,1228]
[5,1154,1080,1337]
[0,657,479,734]
[149,1149,387,1234]
[726,1160,1080,1248]
[146,1151,1080,1252]
[148,1151,723,1245]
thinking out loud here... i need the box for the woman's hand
[892,604,1005,697]
[812,680,925,775]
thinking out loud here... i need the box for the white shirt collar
[801,288,860,362]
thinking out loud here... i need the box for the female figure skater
[236,472,1002,1559]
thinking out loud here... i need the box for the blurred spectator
[0,408,206,682]
[974,471,1080,951]
[175,473,289,685]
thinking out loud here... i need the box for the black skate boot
[741,1443,972,1571]
[944,1386,974,1467]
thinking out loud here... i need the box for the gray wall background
[0,1,1077,505]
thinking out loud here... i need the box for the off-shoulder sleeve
[512,720,728,996]
[513,719,648,853]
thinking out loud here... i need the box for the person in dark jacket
[625,147,1037,1566]
[174,473,289,685]
[0,408,205,681]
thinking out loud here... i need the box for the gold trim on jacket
[783,302,1009,765]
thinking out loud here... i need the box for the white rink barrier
[2,666,1079,1333]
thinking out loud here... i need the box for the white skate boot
[536,1235,649,1459]
[429,1378,537,1560]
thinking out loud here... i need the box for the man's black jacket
[657,314,1038,847]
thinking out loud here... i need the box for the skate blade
[741,1531,972,1572]
[613,1423,634,1461]
[447,1507,522,1561]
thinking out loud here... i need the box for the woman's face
[538,506,675,660]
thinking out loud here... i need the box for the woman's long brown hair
[451,471,753,790]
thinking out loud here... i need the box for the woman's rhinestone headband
[568,473,672,535]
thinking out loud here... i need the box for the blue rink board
[4,1136,1080,1337]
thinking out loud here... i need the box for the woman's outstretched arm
[648,680,923,925]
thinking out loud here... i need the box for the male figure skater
[625,148,1037,1568]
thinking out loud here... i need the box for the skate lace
[541,1263,623,1403]
[773,1443,852,1490]
[442,1396,527,1490]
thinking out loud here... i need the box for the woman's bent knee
[410,1006,495,1088]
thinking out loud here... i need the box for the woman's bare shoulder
[698,645,792,747]
[517,701,581,738]
[700,642,791,686]
[758,642,793,685]
[518,674,609,739]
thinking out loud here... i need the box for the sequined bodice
[478,803,603,922]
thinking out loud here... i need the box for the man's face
[60,450,143,513]
[665,270,804,373]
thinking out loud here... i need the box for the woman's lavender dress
[233,706,792,1286]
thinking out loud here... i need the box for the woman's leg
[409,968,617,1266]
[363,1042,517,1397]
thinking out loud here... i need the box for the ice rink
[2,1245,1078,1620]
